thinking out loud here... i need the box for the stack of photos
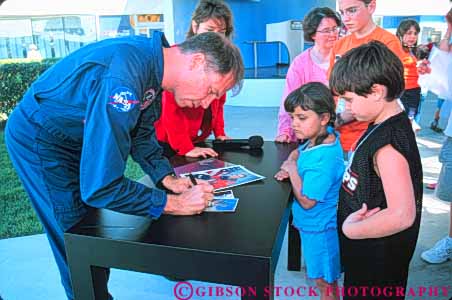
[205,190,239,212]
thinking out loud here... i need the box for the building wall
[172,0,335,69]
[383,16,420,28]
[382,15,449,43]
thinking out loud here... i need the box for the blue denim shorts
[436,137,452,202]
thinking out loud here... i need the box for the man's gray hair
[178,32,244,95]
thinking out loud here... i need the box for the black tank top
[338,112,423,272]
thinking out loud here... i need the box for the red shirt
[154,91,226,155]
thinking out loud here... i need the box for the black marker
[188,173,197,186]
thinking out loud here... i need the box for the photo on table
[174,158,235,176]
[181,165,265,191]
[205,197,239,212]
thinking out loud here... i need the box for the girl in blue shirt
[275,82,344,299]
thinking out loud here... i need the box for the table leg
[241,273,273,300]
[91,266,110,300]
[67,259,95,300]
[68,264,110,300]
[287,211,301,271]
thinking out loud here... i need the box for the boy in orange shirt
[328,0,408,154]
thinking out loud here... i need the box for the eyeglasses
[339,5,367,18]
[316,26,340,34]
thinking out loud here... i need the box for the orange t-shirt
[402,53,420,90]
[328,26,408,152]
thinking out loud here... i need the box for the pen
[188,173,213,207]
[188,173,197,186]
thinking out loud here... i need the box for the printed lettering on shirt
[108,87,139,112]
[342,168,358,195]
[140,87,157,111]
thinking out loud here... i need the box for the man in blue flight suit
[4,31,243,300]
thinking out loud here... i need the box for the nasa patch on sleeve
[108,87,139,112]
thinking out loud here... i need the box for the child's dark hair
[303,7,341,42]
[285,82,336,145]
[329,41,405,101]
[396,19,420,53]
[187,0,234,39]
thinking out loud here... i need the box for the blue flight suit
[5,31,173,300]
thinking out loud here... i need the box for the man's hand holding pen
[189,173,213,207]
[163,173,214,215]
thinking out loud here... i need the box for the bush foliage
[0,58,59,117]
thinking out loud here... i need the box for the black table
[64,141,298,300]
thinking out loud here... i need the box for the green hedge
[0,58,59,118]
